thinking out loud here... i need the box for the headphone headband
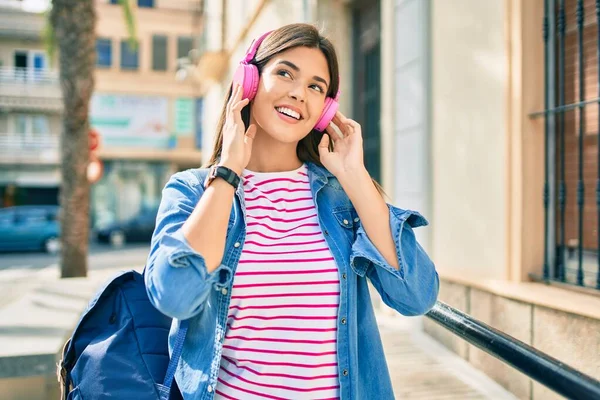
[242,30,273,64]
[234,30,340,131]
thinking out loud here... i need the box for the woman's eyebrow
[276,60,330,88]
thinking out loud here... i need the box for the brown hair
[204,23,385,196]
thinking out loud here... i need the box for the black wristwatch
[204,165,241,189]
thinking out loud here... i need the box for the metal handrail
[427,301,600,400]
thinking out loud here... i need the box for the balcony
[0,67,63,112]
[0,1,45,39]
[96,0,203,12]
[0,134,60,165]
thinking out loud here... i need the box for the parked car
[0,205,61,254]
[94,208,158,247]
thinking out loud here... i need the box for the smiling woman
[144,22,439,400]
[206,24,341,172]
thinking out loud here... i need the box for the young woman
[145,23,439,400]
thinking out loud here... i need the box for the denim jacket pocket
[332,207,356,245]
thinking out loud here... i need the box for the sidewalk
[0,265,517,400]
[377,312,517,399]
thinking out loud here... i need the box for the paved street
[0,243,150,308]
[0,242,150,272]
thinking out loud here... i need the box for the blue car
[0,205,61,253]
[94,207,158,247]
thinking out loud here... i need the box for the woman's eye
[277,69,291,78]
[310,84,325,93]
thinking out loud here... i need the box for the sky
[0,0,51,12]
[23,0,50,12]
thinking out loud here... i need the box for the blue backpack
[57,269,188,400]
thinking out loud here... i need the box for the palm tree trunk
[50,0,96,278]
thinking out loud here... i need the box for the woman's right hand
[220,83,257,175]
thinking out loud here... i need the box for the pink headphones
[232,30,340,132]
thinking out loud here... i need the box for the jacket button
[234,242,241,248]
[343,369,348,376]
[221,288,228,295]
[207,385,213,393]
[341,317,347,324]
[343,219,349,225]
[354,218,359,223]
[342,273,347,280]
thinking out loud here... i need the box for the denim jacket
[145,162,439,400]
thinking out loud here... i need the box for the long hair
[204,23,385,195]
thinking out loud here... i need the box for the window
[540,2,600,291]
[120,40,139,70]
[96,38,112,67]
[138,0,154,7]
[13,50,47,82]
[32,115,49,135]
[14,114,49,137]
[15,115,27,134]
[16,208,47,225]
[177,37,194,60]
[152,35,168,71]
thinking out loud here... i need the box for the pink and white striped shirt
[214,163,341,400]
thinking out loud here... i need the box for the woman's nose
[289,85,306,103]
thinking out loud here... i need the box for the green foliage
[43,0,138,62]
[43,8,56,67]
[118,0,138,51]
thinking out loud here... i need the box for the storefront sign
[90,94,170,148]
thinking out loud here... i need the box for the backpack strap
[162,319,189,389]
[57,338,72,400]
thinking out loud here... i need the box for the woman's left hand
[318,111,366,178]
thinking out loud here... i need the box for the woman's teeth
[276,107,301,120]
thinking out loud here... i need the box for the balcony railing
[0,134,60,163]
[97,0,203,12]
[0,67,59,86]
[0,67,62,111]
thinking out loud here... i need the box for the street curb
[0,265,142,379]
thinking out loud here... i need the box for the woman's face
[249,46,331,144]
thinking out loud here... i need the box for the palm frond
[43,8,56,67]
[118,0,138,51]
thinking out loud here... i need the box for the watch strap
[205,165,241,189]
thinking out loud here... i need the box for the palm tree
[49,0,135,278]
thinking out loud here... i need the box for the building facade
[382,1,600,399]
[0,1,62,207]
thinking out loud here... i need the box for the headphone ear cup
[233,63,260,100]
[314,97,339,132]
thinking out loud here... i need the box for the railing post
[557,0,567,282]
[543,0,557,281]
[576,0,586,286]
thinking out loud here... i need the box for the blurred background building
[0,0,598,399]
[0,0,205,227]
[0,0,62,207]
